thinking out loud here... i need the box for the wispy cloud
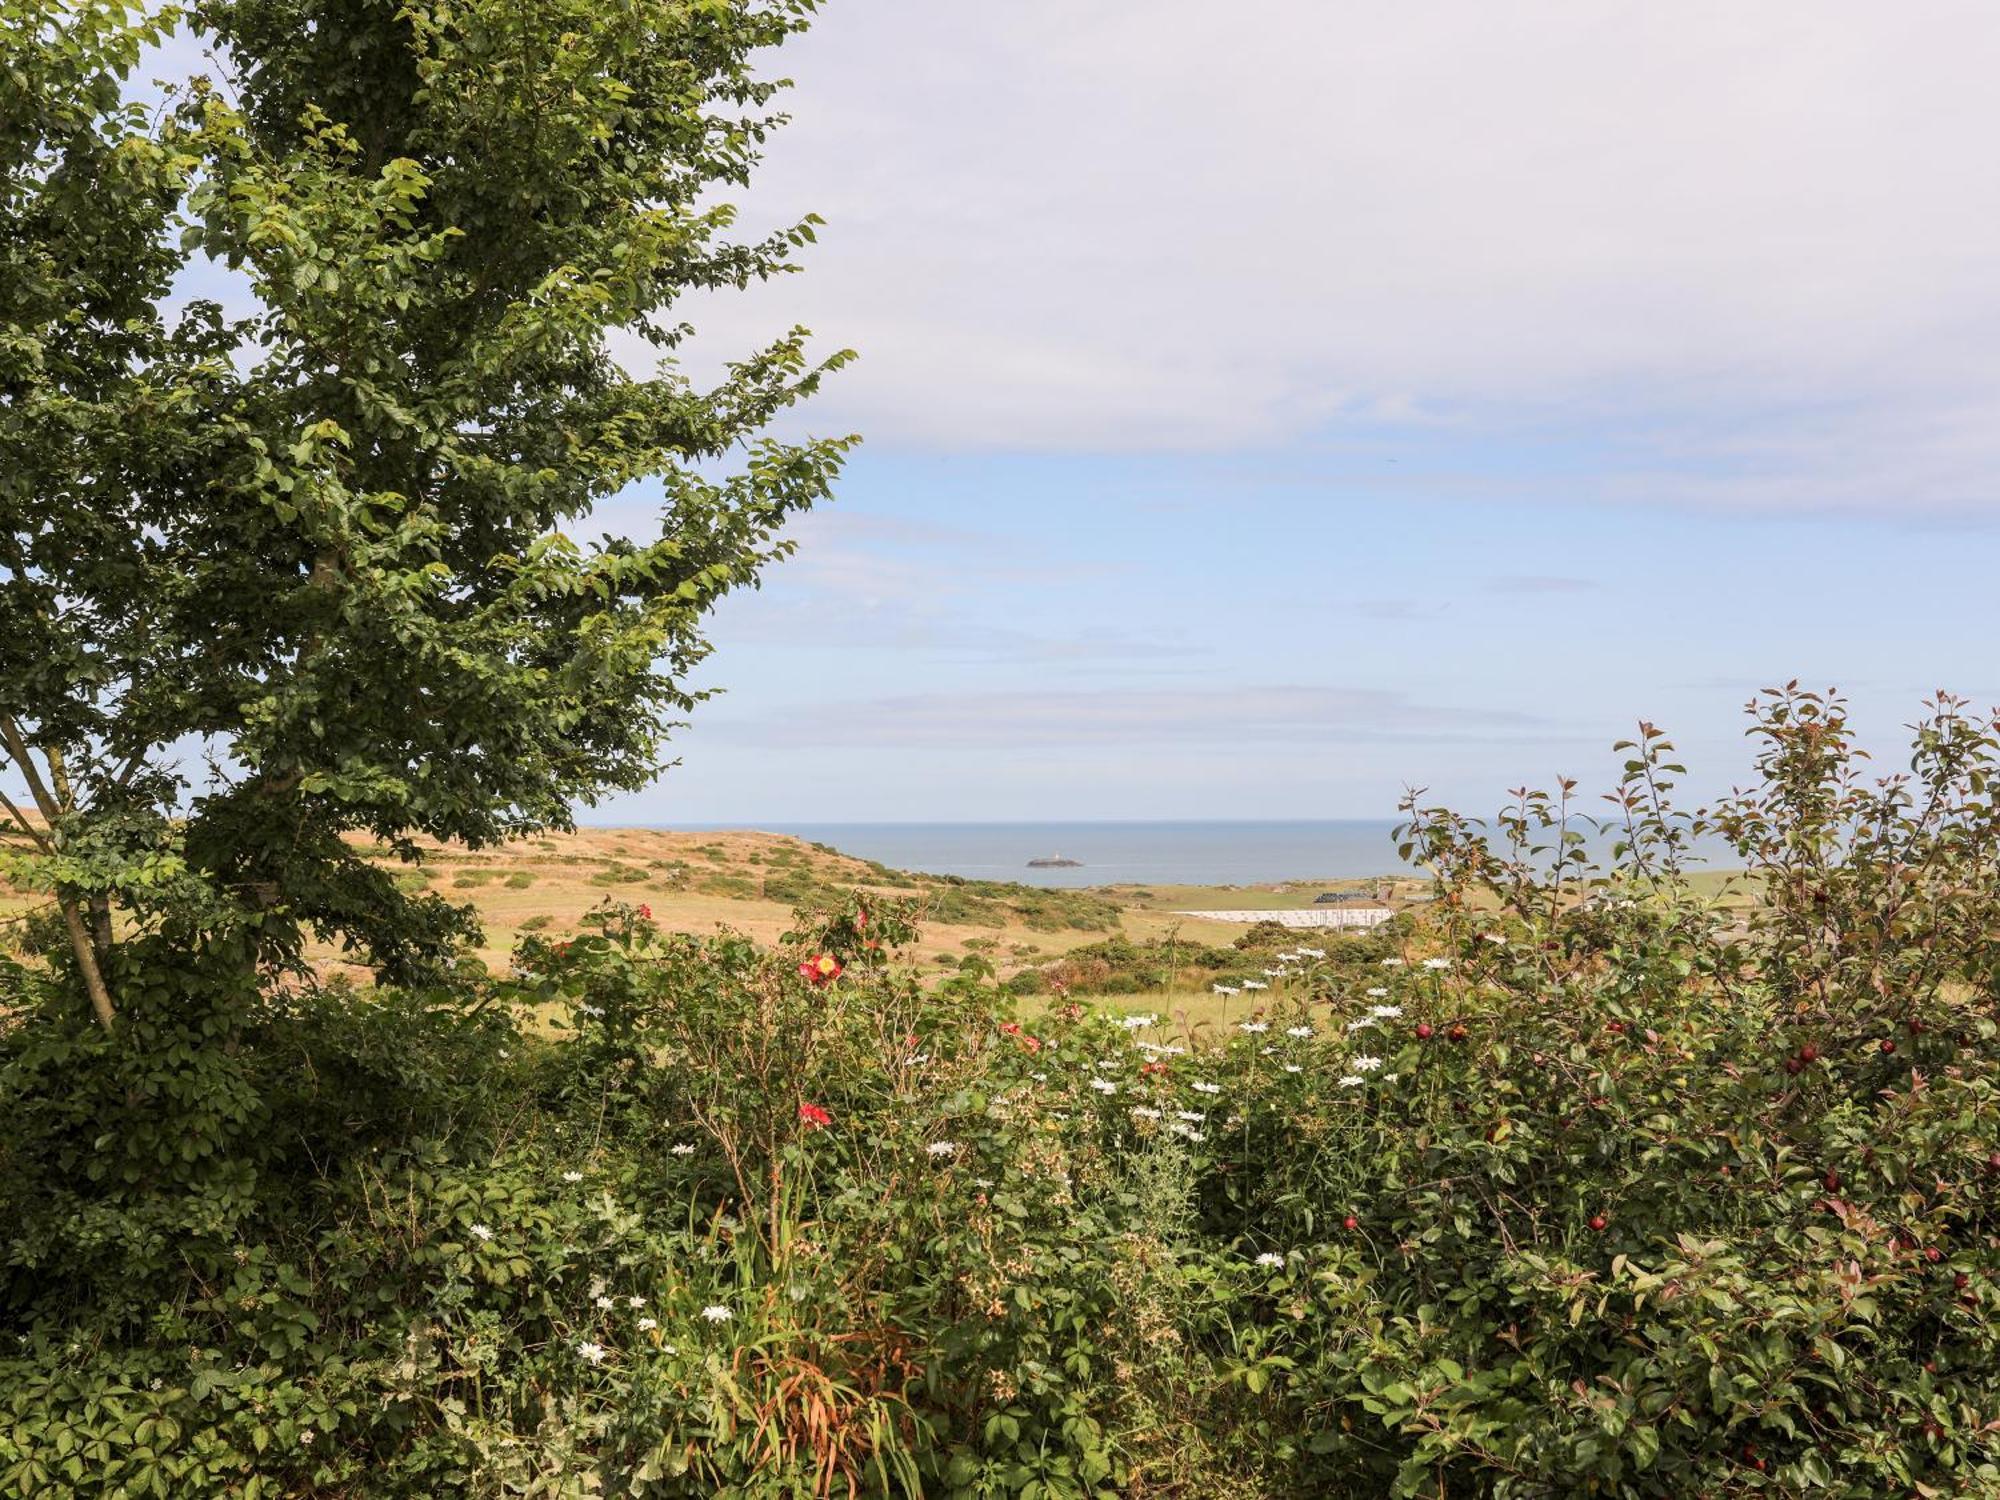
[700,685,1555,750]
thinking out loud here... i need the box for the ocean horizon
[626,819,1412,888]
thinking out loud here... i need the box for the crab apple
[1415,1022,1434,1040]
[1589,1214,1608,1232]
[1342,1215,1359,1231]
[1448,1023,1468,1043]
[1798,1043,1818,1062]
[1880,1038,1897,1055]
[1785,1058,1804,1076]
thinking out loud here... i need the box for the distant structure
[1313,890,1373,904]
[1027,853,1083,869]
[1175,906,1394,930]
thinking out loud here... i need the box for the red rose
[797,1102,832,1130]
[798,954,843,986]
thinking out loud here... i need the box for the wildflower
[1254,1252,1285,1268]
[1380,958,1405,968]
[1242,980,1268,992]
[1285,1025,1313,1038]
[1370,1004,1403,1019]
[1171,1124,1207,1142]
[1352,1055,1383,1072]
[637,904,652,919]
[700,1305,732,1323]
[1175,1109,1206,1122]
[907,1052,931,1065]
[1283,1064,1302,1073]
[299,1429,315,1446]
[577,1003,605,1018]
[1131,1106,1162,1120]
[1239,1021,1269,1034]
[1000,1021,1023,1035]
[797,1102,832,1130]
[628,1295,645,1309]
[1192,1081,1222,1095]
[1339,1074,1364,1087]
[926,1141,959,1157]
[1366,987,1389,998]
[576,1341,609,1365]
[637,1317,658,1331]
[1482,932,1507,944]
[1345,1016,1380,1033]
[1260,1045,1277,1055]
[799,953,843,986]
[1212,984,1240,996]
[562,1170,584,1183]
[1299,947,1326,958]
[1262,968,1284,978]
[595,1294,614,1310]
[1030,1071,1048,1081]
[1422,957,1452,971]
[671,1143,697,1156]
[468,1223,494,1243]
[1119,1013,1157,1030]
[1090,1078,1118,1095]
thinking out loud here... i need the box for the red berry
[1415,1022,1434,1040]
[1908,1018,1925,1035]
[1955,1272,1971,1291]
[1785,1057,1804,1076]
[1589,1214,1608,1232]
[1448,1024,1468,1043]
[1925,1246,1943,1264]
[1342,1215,1359,1231]
[1799,1043,1818,1062]
[1880,1039,1897,1054]
[1605,1020,1625,1034]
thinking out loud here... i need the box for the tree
[0,0,849,1026]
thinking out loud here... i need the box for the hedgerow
[3,688,2000,1496]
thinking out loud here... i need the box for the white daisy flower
[1192,1081,1223,1095]
[627,1296,645,1309]
[1175,1110,1206,1122]
[1254,1252,1285,1268]
[1366,987,1389,998]
[576,1341,609,1365]
[1239,1022,1269,1034]
[1346,1017,1380,1033]
[1120,1014,1157,1029]
[1352,1055,1383,1072]
[1212,984,1240,996]
[1380,958,1405,968]
[700,1305,732,1323]
[1242,981,1268,992]
[562,1170,584,1183]
[1090,1078,1118,1095]
[1422,957,1452,971]
[1370,1004,1403,1019]
[671,1143,696,1156]
[1285,1025,1313,1038]
[926,1141,959,1157]
[1171,1124,1207,1142]
[1338,1074,1364,1087]
[1131,1106,1162,1120]
[595,1295,614,1310]
[637,1317,658,1331]
[1482,933,1508,945]
[1299,947,1326,958]
[1283,1064,1302,1074]
[469,1223,494,1242]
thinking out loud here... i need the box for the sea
[677,820,1410,889]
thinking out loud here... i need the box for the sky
[37,1,2000,826]
[597,0,2000,823]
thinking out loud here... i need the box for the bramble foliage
[3,690,2000,1497]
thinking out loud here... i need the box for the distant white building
[1174,906,1395,930]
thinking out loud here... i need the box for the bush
[5,693,2000,1496]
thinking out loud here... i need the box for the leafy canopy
[0,0,848,1007]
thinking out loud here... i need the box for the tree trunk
[59,896,117,1032]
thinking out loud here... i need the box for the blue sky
[592,0,2000,822]
[51,2,2000,826]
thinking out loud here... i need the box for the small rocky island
[1026,853,1083,868]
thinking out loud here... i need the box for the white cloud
[655,0,2000,510]
[698,684,1553,749]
